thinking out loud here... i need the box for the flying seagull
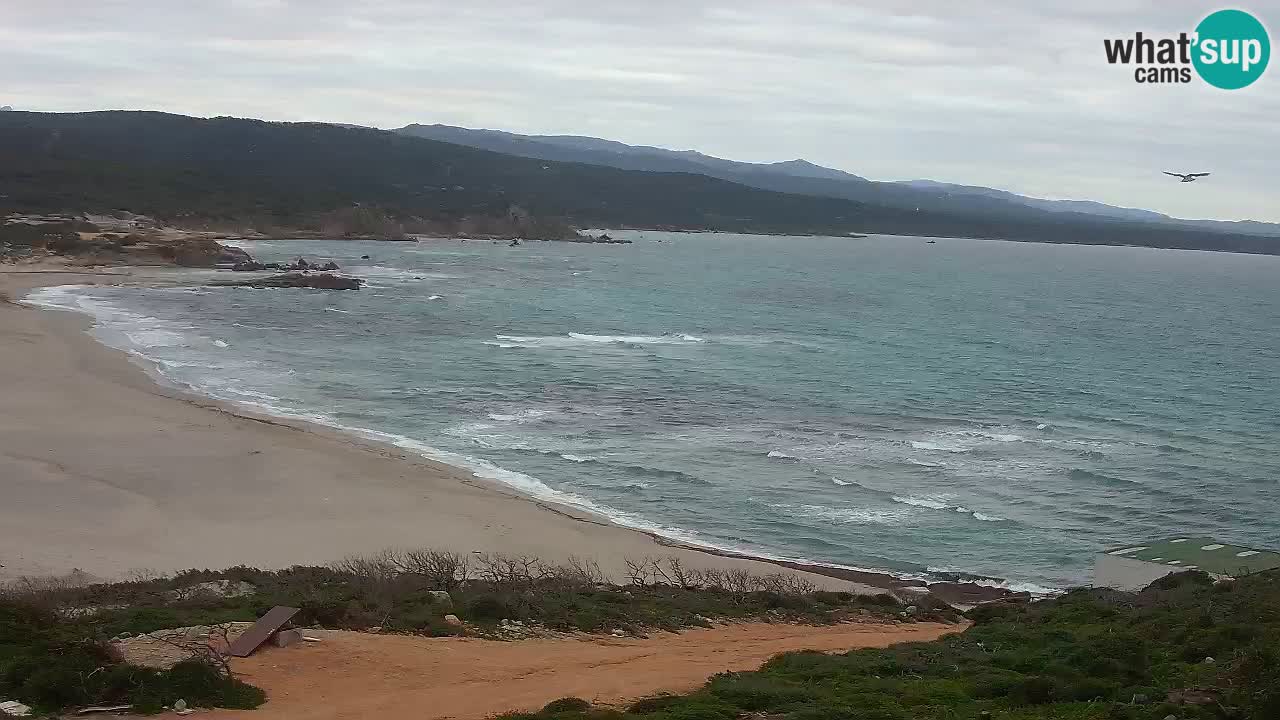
[1164,172,1210,183]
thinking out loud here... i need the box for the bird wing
[1163,172,1185,178]
[1189,173,1210,177]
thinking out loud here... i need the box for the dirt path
[206,621,961,720]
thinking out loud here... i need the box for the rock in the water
[211,272,363,290]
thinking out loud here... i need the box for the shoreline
[0,262,1025,605]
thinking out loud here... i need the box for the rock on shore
[211,272,364,290]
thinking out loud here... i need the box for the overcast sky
[2,1,1276,221]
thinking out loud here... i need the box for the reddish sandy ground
[202,621,961,720]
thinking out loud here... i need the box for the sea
[26,231,1280,594]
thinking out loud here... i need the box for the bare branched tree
[398,550,470,590]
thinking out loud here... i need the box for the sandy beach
[0,263,889,592]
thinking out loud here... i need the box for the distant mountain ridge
[398,124,869,184]
[894,179,1280,237]
[1,111,1277,255]
[398,124,1280,237]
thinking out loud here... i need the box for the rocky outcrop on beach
[163,237,252,267]
[233,257,340,272]
[211,272,363,290]
[2,213,251,267]
[551,232,632,244]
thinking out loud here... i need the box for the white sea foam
[567,332,705,344]
[24,285,295,410]
[348,265,459,281]
[486,408,553,423]
[217,387,282,402]
[560,454,594,463]
[489,332,706,349]
[910,440,970,453]
[985,433,1024,442]
[942,429,1026,443]
[892,495,951,510]
[123,329,186,348]
[925,567,1060,596]
[831,477,853,486]
[766,450,797,459]
[427,295,443,300]
[326,307,351,314]
[907,458,945,467]
[891,495,1006,524]
[772,503,913,525]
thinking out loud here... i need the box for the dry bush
[757,572,818,595]
[545,556,606,588]
[617,557,817,597]
[397,549,471,590]
[0,569,96,608]
[331,549,402,581]
[473,553,547,586]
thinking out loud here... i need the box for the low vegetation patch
[0,551,945,714]
[0,601,263,715]
[6,555,1277,719]
[2,552,952,645]
[495,570,1280,720]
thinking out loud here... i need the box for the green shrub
[628,694,684,714]
[0,599,264,714]
[1009,675,1056,705]
[707,673,813,712]
[542,697,591,713]
[467,593,516,620]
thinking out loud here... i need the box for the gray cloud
[1,1,1275,221]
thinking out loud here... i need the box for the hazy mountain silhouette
[1,111,1276,254]
[399,124,1280,237]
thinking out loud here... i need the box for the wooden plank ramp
[227,606,300,658]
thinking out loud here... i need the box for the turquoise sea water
[29,232,1280,592]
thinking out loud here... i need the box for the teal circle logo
[1192,9,1270,89]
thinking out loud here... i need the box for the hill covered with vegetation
[511,570,1280,720]
[0,552,946,715]
[3,548,1277,718]
[1,111,1277,254]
